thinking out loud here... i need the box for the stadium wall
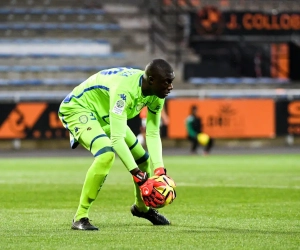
[0,98,299,149]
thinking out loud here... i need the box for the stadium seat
[0,22,120,30]
[0,39,124,58]
[189,77,290,85]
[0,78,85,85]
[0,8,105,15]
[0,53,125,58]
[0,65,138,72]
[0,0,145,89]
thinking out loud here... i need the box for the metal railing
[1,89,300,103]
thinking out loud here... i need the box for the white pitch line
[176,183,300,189]
[0,180,299,189]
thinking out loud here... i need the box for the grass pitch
[0,153,299,250]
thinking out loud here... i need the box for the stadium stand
[0,0,151,90]
[1,0,300,90]
[146,0,300,89]
[0,39,113,55]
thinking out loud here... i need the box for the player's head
[191,105,198,116]
[143,59,175,99]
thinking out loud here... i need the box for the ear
[148,76,154,85]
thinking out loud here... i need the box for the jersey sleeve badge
[112,93,127,115]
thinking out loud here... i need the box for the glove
[132,170,153,196]
[154,167,176,188]
[154,167,167,176]
[143,186,165,208]
[132,170,165,208]
[154,167,174,181]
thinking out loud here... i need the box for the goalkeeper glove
[154,167,176,188]
[154,167,167,176]
[132,170,165,208]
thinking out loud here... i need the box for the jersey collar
[139,75,143,87]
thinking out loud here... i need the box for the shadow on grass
[176,225,300,235]
[96,222,299,236]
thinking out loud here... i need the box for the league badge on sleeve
[112,99,125,115]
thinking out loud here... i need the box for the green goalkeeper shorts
[58,109,111,151]
[58,109,143,160]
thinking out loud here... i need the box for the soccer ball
[197,133,210,146]
[149,175,176,208]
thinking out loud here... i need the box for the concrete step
[0,0,89,8]
[0,13,113,23]
[1,28,148,49]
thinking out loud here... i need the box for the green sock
[133,160,151,213]
[75,152,114,221]
[124,127,151,213]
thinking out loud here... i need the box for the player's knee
[95,151,115,165]
[94,151,115,173]
[104,151,115,165]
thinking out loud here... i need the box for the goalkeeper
[58,59,175,230]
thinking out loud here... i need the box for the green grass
[0,154,299,250]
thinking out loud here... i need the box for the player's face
[192,108,198,116]
[152,72,175,99]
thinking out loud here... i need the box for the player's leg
[124,126,170,225]
[101,124,150,211]
[188,136,198,154]
[204,137,214,154]
[73,124,115,226]
[137,118,146,147]
[59,110,114,230]
[124,126,151,213]
[137,126,146,147]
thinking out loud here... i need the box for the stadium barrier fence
[0,90,299,142]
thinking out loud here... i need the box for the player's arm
[146,99,165,171]
[109,87,162,201]
[161,106,169,126]
[109,87,137,172]
[146,100,174,178]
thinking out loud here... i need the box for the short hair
[145,59,174,78]
[191,105,198,112]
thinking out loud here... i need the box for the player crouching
[59,59,176,230]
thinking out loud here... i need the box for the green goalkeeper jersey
[59,67,165,171]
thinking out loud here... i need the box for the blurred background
[0,0,300,153]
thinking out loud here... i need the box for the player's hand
[143,185,165,208]
[132,170,165,207]
[154,167,173,180]
[154,167,167,176]
[132,170,153,196]
[154,167,176,187]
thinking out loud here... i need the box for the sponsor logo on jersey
[79,115,88,124]
[119,94,126,101]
